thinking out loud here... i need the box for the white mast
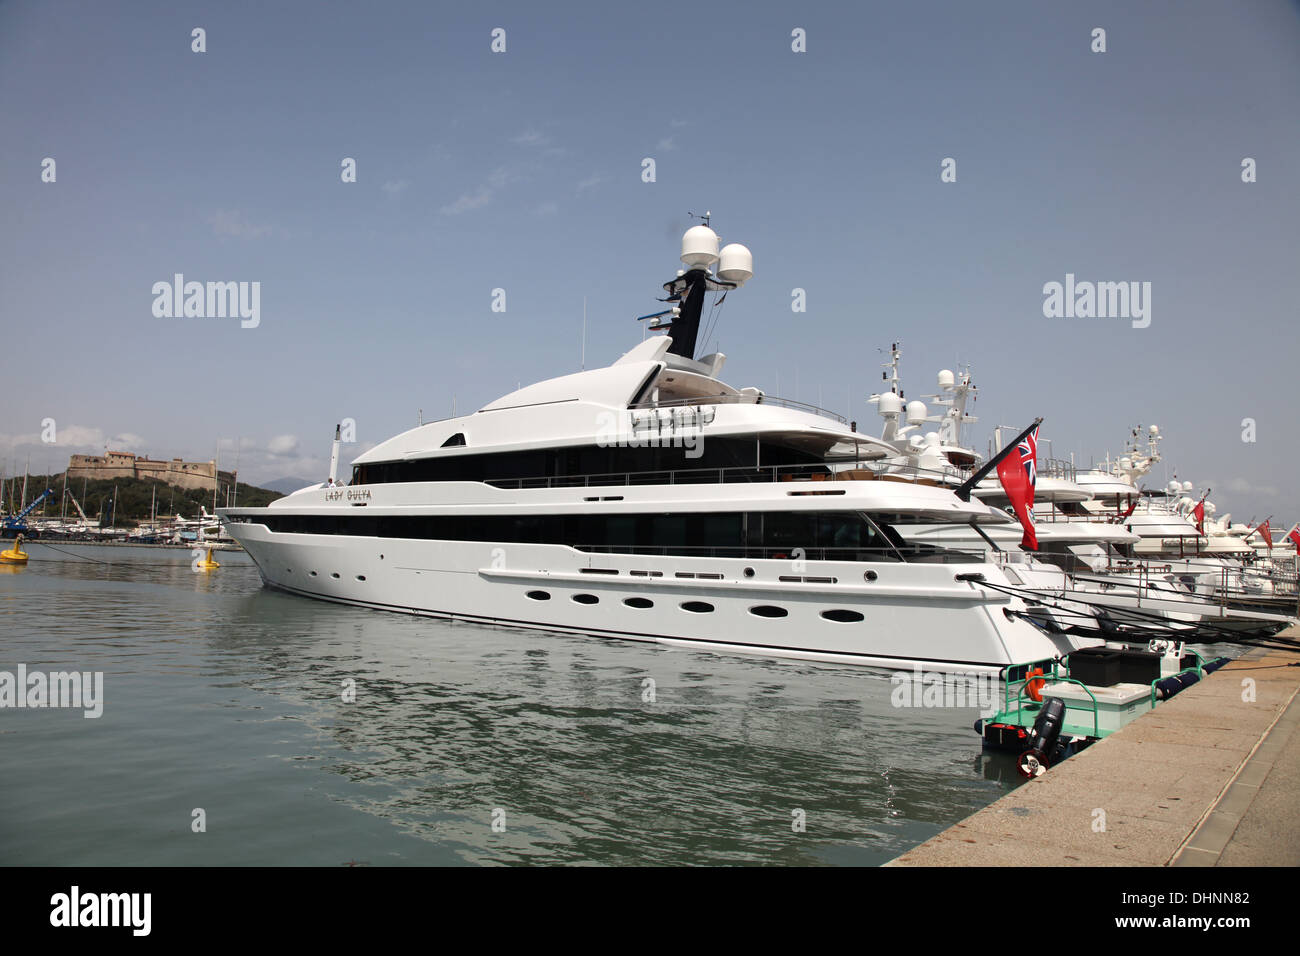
[328,424,342,485]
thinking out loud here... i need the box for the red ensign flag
[996,426,1039,550]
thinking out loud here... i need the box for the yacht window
[821,609,864,623]
[257,509,968,564]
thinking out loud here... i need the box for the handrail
[484,460,970,490]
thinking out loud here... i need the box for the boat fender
[1154,675,1180,700]
[1202,657,1231,674]
[1017,697,1066,778]
[1154,670,1200,700]
[1025,667,1046,702]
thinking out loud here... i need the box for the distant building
[67,451,235,492]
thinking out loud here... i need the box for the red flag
[996,425,1038,550]
[1289,525,1300,550]
[1119,495,1138,521]
[1193,498,1206,533]
[1252,519,1272,550]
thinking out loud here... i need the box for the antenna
[581,297,587,370]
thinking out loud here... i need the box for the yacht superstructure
[221,223,1094,672]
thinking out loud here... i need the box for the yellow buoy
[1,534,30,565]
[195,546,220,571]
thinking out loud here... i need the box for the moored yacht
[221,222,1097,672]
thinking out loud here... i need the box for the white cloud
[576,173,606,193]
[266,434,300,456]
[209,209,273,240]
[440,167,515,215]
[0,425,147,457]
[381,179,410,195]
[656,136,676,151]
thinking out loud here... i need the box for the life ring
[1025,667,1045,702]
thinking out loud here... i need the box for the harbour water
[1,544,1022,866]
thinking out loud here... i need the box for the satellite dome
[681,226,720,270]
[1149,425,1159,436]
[717,243,753,285]
[937,369,955,389]
[1182,481,1193,492]
[1167,480,1181,493]
[877,392,903,416]
[906,400,928,426]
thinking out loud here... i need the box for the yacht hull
[230,525,1088,673]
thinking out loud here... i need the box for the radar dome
[681,226,720,270]
[1168,481,1181,493]
[906,400,928,426]
[937,370,955,389]
[1182,481,1193,492]
[877,392,903,416]
[717,243,753,285]
[1149,425,1159,436]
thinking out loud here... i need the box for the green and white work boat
[976,641,1232,778]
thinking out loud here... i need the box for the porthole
[821,609,865,623]
[309,571,317,577]
[681,601,715,613]
[331,572,340,579]
[356,575,366,582]
[749,605,789,618]
[743,567,755,578]
[526,590,551,601]
[864,570,879,582]
[624,597,653,609]
[572,593,599,605]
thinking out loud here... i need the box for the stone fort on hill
[67,451,235,492]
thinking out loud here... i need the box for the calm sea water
[1,542,1022,866]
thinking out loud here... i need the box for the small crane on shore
[1,488,54,535]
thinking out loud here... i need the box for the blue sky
[2,0,1297,525]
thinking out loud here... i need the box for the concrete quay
[888,630,1300,867]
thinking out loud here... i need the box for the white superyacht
[221,223,1096,672]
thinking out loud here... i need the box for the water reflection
[2,544,1017,865]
